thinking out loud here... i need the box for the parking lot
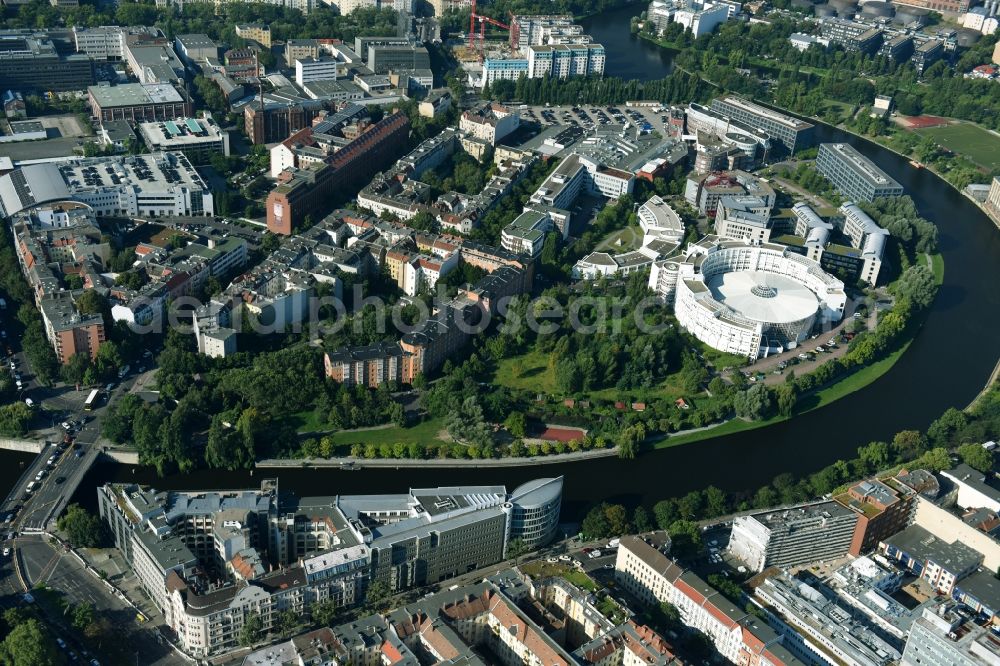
[520,103,675,137]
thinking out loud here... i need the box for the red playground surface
[902,115,950,128]
[538,426,585,442]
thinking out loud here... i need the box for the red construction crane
[468,0,510,53]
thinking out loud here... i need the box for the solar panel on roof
[165,121,180,136]
[184,118,202,135]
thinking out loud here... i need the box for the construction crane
[468,0,511,54]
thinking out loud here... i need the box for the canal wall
[100,449,139,465]
[0,438,44,454]
[256,447,618,469]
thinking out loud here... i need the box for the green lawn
[519,561,597,591]
[494,350,697,403]
[915,122,1000,170]
[494,350,558,393]
[595,225,643,253]
[288,409,329,434]
[323,417,447,448]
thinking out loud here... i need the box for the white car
[61,422,72,431]
[558,554,571,562]
[2,548,9,557]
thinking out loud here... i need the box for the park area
[912,121,1000,171]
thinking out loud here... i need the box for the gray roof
[884,525,984,573]
[0,163,71,216]
[943,463,1000,503]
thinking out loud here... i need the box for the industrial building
[88,82,191,122]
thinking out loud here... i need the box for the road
[7,533,186,666]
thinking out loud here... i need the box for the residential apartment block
[615,535,804,665]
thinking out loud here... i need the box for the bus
[83,388,100,411]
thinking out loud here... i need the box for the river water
[4,6,999,520]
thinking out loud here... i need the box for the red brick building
[835,477,916,556]
[265,111,410,235]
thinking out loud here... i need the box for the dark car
[54,476,65,484]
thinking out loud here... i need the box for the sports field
[914,122,1000,170]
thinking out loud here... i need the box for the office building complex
[615,535,804,665]
[754,571,903,666]
[773,202,888,285]
[710,96,815,154]
[729,500,859,572]
[650,238,846,361]
[367,44,430,74]
[97,478,562,657]
[646,0,732,38]
[88,82,191,122]
[816,143,904,202]
[137,116,229,165]
[902,602,1000,666]
[0,30,94,92]
[573,194,683,279]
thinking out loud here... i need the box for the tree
[277,609,299,636]
[312,600,337,627]
[239,612,263,647]
[653,499,679,529]
[892,429,928,460]
[0,618,60,666]
[633,505,652,532]
[504,411,528,438]
[69,603,95,633]
[581,504,611,540]
[703,486,729,517]
[57,504,104,548]
[365,580,390,611]
[604,503,631,536]
[891,264,937,310]
[858,440,891,472]
[733,384,772,420]
[958,443,994,473]
[0,403,33,437]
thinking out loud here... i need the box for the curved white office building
[653,238,846,360]
[506,477,563,550]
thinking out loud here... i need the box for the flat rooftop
[88,83,184,107]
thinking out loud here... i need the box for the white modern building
[652,238,846,360]
[672,1,731,37]
[573,195,683,279]
[137,117,230,165]
[294,57,343,86]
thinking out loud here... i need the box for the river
[3,5,999,521]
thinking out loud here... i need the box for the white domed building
[650,237,846,360]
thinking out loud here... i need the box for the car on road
[798,353,809,360]
[74,449,83,458]
[61,422,72,431]
[55,476,65,484]
[2,548,9,557]
[558,554,571,562]
[582,547,593,553]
